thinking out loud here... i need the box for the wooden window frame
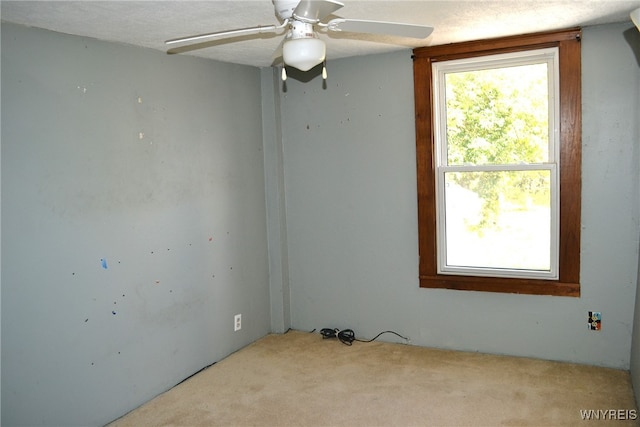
[413,29,582,297]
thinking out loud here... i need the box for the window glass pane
[445,63,549,166]
[443,170,551,271]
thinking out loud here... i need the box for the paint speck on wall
[101,258,108,269]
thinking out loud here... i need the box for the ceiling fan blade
[166,24,283,45]
[326,18,433,39]
[294,0,344,22]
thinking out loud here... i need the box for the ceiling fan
[165,0,433,80]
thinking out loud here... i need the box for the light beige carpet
[109,330,638,426]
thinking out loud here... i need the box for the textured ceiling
[2,1,639,68]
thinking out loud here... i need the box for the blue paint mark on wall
[101,258,108,269]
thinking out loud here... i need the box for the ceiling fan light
[283,38,326,71]
[631,8,640,31]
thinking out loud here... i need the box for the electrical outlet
[234,314,242,331]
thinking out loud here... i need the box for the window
[413,29,581,296]
[435,49,559,280]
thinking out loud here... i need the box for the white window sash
[436,163,559,280]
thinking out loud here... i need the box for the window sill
[419,275,580,297]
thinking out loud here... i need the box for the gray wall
[633,223,640,409]
[627,21,640,410]
[274,22,640,369]
[1,23,271,426]
[261,69,291,333]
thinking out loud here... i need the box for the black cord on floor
[319,328,408,346]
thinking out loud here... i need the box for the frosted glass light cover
[632,8,640,31]
[283,38,326,71]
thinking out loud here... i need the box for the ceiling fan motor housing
[288,21,316,40]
